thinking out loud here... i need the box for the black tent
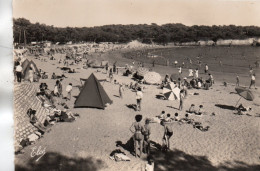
[74,73,112,109]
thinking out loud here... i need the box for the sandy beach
[14,49,260,171]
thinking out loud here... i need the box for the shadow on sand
[126,104,137,111]
[155,94,165,100]
[215,104,236,110]
[15,152,105,171]
[147,141,260,171]
[116,137,135,156]
[167,106,179,110]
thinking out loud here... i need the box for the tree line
[13,18,260,45]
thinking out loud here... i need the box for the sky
[13,0,260,27]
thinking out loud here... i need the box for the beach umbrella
[137,67,149,76]
[163,83,180,100]
[144,72,161,85]
[235,87,254,107]
[170,73,182,81]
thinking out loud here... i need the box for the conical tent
[21,59,30,73]
[23,60,41,80]
[74,73,112,109]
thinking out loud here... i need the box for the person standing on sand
[136,87,143,111]
[65,83,73,101]
[205,64,209,74]
[174,60,178,68]
[236,76,240,87]
[179,90,184,111]
[119,84,124,98]
[109,68,113,83]
[28,67,34,83]
[143,119,151,155]
[105,63,109,74]
[195,68,199,78]
[58,79,63,98]
[249,74,256,89]
[15,62,23,83]
[188,68,193,77]
[162,121,173,151]
[178,66,182,75]
[130,114,144,158]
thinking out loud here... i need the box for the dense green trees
[13,18,260,45]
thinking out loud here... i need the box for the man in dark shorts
[162,121,173,151]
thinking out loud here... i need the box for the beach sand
[15,50,260,171]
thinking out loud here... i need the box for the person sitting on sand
[161,113,172,123]
[236,104,252,115]
[162,121,173,151]
[187,104,195,113]
[173,113,179,121]
[51,72,57,79]
[179,114,194,124]
[130,114,144,158]
[28,109,48,133]
[195,105,204,115]
[157,111,166,119]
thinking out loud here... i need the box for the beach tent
[23,60,41,81]
[21,59,30,73]
[144,72,161,85]
[163,83,180,100]
[74,73,112,109]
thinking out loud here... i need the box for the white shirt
[66,85,73,92]
[251,75,255,81]
[136,91,143,99]
[16,65,23,72]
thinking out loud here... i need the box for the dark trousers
[16,72,22,82]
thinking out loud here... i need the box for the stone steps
[14,83,48,144]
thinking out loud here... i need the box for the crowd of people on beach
[13,45,258,171]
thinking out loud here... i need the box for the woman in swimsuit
[130,114,144,158]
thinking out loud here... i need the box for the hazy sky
[13,0,260,27]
